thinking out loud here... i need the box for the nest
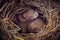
[0,0,60,40]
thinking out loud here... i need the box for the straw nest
[0,0,60,40]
